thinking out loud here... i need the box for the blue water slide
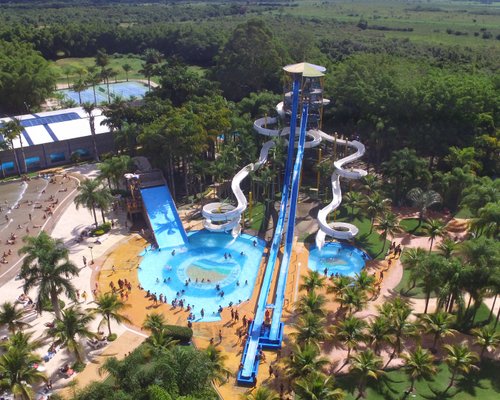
[237,78,301,385]
[269,103,309,341]
[140,185,188,249]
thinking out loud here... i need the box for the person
[200,308,204,318]
[171,249,176,256]
[218,329,223,342]
[253,239,257,247]
[82,291,87,302]
[269,365,274,377]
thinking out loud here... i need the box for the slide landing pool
[138,231,265,322]
[308,242,370,277]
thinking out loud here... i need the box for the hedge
[164,325,193,344]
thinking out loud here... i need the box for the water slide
[237,80,301,385]
[312,130,367,250]
[201,140,276,235]
[269,104,309,341]
[140,184,188,248]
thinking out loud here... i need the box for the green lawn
[337,358,500,400]
[400,218,427,236]
[454,207,473,219]
[394,264,429,299]
[335,206,390,260]
[473,302,500,333]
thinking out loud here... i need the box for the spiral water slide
[313,130,367,250]
[202,140,276,235]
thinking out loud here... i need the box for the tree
[422,218,447,253]
[284,342,329,380]
[381,148,431,205]
[205,345,231,384]
[74,178,107,226]
[328,275,353,299]
[443,344,478,392]
[417,311,456,352]
[375,212,401,254]
[241,387,279,400]
[354,270,376,297]
[367,316,393,355]
[0,331,43,354]
[335,315,367,361]
[295,291,327,317]
[470,201,499,239]
[472,326,500,360]
[0,302,28,333]
[91,293,131,337]
[400,247,427,291]
[290,313,330,346]
[85,69,101,105]
[460,176,499,215]
[0,117,26,175]
[142,313,167,335]
[299,270,326,293]
[98,155,132,190]
[48,306,95,363]
[73,79,87,105]
[438,238,457,259]
[0,347,46,399]
[294,371,345,400]
[360,174,380,195]
[406,187,442,227]
[349,350,384,399]
[0,40,56,113]
[214,19,284,101]
[82,102,100,161]
[18,232,78,319]
[402,346,436,396]
[122,63,132,82]
[338,286,367,315]
[343,191,363,215]
[360,192,391,234]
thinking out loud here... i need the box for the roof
[283,62,326,77]
[0,107,110,150]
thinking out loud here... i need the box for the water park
[0,60,498,400]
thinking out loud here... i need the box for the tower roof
[283,62,326,77]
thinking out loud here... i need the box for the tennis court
[60,81,149,104]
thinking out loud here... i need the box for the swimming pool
[138,231,265,322]
[308,242,369,277]
[59,81,148,104]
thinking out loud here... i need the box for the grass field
[394,264,429,298]
[400,218,427,236]
[337,358,500,400]
[51,55,206,86]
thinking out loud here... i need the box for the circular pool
[308,242,369,277]
[138,231,265,322]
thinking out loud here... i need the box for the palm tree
[19,232,78,319]
[360,192,391,234]
[95,185,114,224]
[406,187,442,228]
[422,218,447,253]
[339,285,367,315]
[0,347,46,399]
[98,156,131,190]
[284,342,329,380]
[90,293,131,337]
[349,349,384,399]
[328,275,353,299]
[82,101,100,161]
[375,212,401,254]
[335,315,367,361]
[294,371,345,400]
[471,202,499,238]
[0,117,26,175]
[0,331,43,354]
[139,62,155,91]
[205,345,231,384]
[0,302,29,333]
[295,291,327,317]
[72,79,87,105]
[74,178,104,226]
[142,312,167,335]
[472,326,500,360]
[300,270,326,293]
[354,270,376,297]
[443,343,478,392]
[417,311,456,353]
[367,316,393,355]
[400,247,427,292]
[343,191,363,215]
[48,306,96,363]
[290,313,330,346]
[122,63,132,82]
[402,346,436,396]
[438,238,457,259]
[240,387,279,400]
[85,69,101,105]
[361,174,380,195]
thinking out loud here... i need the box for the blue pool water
[308,242,369,277]
[138,231,265,322]
[59,81,148,104]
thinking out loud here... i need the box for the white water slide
[313,130,367,250]
[202,113,322,234]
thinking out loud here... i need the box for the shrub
[91,222,111,236]
[72,361,86,372]
[164,325,193,344]
[107,333,117,342]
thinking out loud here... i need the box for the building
[0,107,114,176]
